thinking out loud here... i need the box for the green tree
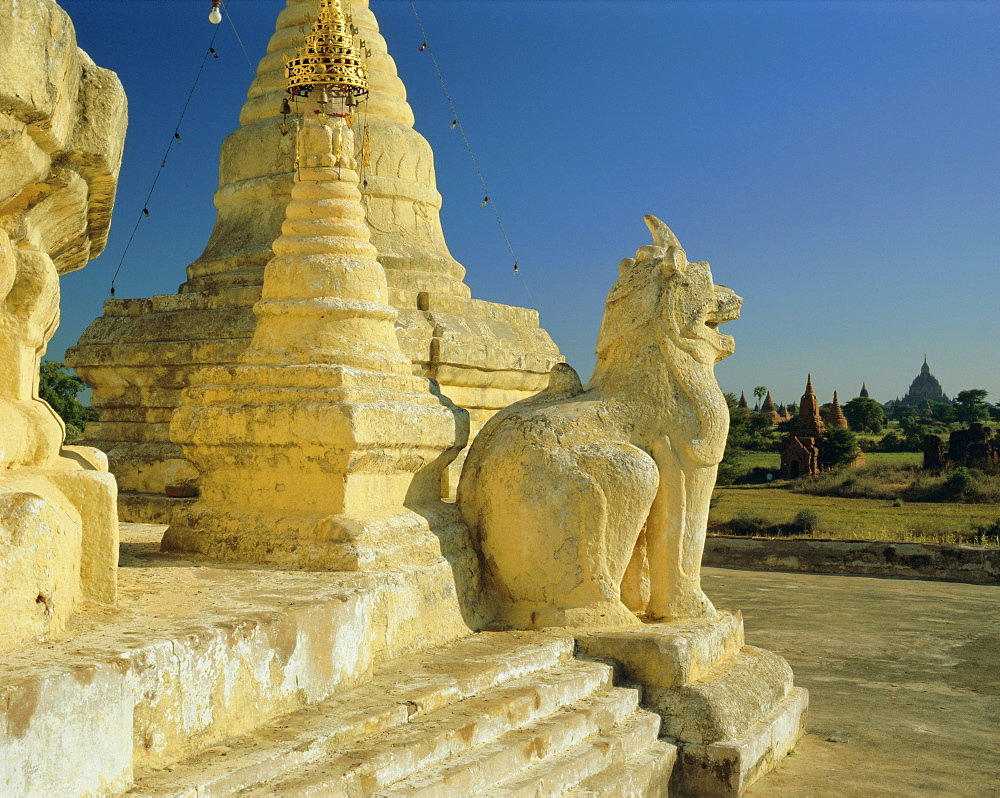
[753,386,767,404]
[929,401,956,424]
[898,415,929,452]
[843,397,884,434]
[38,360,96,440]
[717,392,749,485]
[954,389,989,423]
[818,426,860,470]
[891,403,917,424]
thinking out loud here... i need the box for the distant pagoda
[900,356,950,407]
[827,391,849,429]
[780,375,825,479]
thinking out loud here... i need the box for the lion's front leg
[643,439,718,621]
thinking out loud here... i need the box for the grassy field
[860,451,922,466]
[710,484,1000,545]
[735,450,921,473]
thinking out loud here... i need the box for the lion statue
[457,215,741,628]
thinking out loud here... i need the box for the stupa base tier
[68,287,560,504]
[162,503,471,572]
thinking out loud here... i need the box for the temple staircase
[128,632,675,797]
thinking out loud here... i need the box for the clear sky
[52,0,1000,409]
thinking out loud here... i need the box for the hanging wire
[108,26,224,297]
[108,0,259,297]
[409,1,524,281]
[221,0,257,74]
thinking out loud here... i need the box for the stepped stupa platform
[67,0,561,520]
[0,525,806,796]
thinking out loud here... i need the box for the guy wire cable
[108,0,254,297]
[221,0,257,74]
[409,1,533,302]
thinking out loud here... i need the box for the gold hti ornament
[285,0,369,99]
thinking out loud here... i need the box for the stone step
[480,708,667,798]
[238,662,620,796]
[131,631,587,796]
[648,646,794,746]
[565,741,676,798]
[273,686,641,797]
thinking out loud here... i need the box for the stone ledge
[575,611,744,689]
[646,646,794,745]
[0,524,471,796]
[704,536,1000,584]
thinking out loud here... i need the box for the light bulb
[209,6,222,24]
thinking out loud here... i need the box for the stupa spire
[163,56,467,567]
[793,374,825,438]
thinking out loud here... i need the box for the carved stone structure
[0,0,126,650]
[923,433,947,470]
[947,423,999,469]
[737,390,749,408]
[900,356,950,406]
[460,216,742,628]
[459,218,806,792]
[781,376,826,479]
[161,112,470,571]
[67,0,560,521]
[5,5,806,794]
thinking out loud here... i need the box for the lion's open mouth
[706,286,742,329]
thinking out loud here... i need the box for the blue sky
[52,0,1000,408]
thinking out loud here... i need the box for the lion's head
[593,216,742,466]
[596,215,741,366]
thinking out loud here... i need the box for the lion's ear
[634,245,664,263]
[658,249,686,278]
[618,257,636,275]
[671,248,688,274]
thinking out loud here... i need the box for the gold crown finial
[285,0,369,99]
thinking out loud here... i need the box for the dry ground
[705,567,1000,797]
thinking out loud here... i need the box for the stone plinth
[161,114,470,571]
[577,613,807,797]
[0,0,126,650]
[67,0,560,519]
